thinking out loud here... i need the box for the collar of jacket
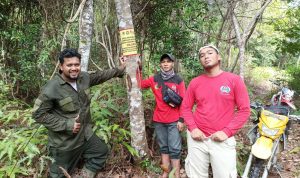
[55,73,83,85]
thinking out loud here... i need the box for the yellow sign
[119,29,138,56]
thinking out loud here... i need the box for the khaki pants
[185,131,237,178]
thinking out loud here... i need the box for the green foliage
[141,1,196,69]
[181,0,218,33]
[251,67,277,83]
[247,66,290,86]
[90,81,139,158]
[0,0,73,102]
[1,0,300,177]
[0,111,48,178]
[287,66,300,93]
[273,6,300,56]
[0,81,10,106]
[181,56,203,83]
[246,1,300,69]
[140,158,161,174]
[245,66,293,102]
[168,168,177,178]
[0,163,29,178]
[236,141,251,176]
[0,82,49,178]
[250,108,260,122]
[0,0,46,100]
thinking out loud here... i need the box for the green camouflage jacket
[32,68,124,150]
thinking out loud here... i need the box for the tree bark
[229,0,272,79]
[79,0,93,72]
[114,0,149,157]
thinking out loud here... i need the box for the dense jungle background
[0,0,300,177]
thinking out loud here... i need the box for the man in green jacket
[32,48,125,178]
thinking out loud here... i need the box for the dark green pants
[48,134,108,178]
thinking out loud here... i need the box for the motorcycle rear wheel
[249,157,265,178]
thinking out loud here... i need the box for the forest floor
[237,119,300,178]
[268,121,300,178]
[71,82,300,178]
[71,120,300,178]
[94,97,300,177]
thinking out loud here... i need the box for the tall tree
[229,0,272,78]
[114,0,149,157]
[79,0,92,72]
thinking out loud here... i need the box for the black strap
[154,73,183,108]
[155,74,167,90]
[154,73,182,88]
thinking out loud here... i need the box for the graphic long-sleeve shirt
[181,72,250,137]
[140,73,186,123]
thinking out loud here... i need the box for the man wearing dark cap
[137,53,186,178]
[181,45,250,178]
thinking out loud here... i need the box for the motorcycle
[271,87,296,110]
[242,87,298,178]
[271,87,297,138]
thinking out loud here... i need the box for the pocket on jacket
[59,97,76,112]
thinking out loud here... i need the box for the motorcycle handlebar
[250,102,263,110]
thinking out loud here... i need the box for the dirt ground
[82,119,300,178]
[271,121,300,178]
[236,119,300,178]
[72,86,300,178]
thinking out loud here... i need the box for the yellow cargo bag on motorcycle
[251,110,289,159]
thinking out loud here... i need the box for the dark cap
[160,53,175,62]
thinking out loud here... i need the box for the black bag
[162,85,183,108]
[155,74,183,108]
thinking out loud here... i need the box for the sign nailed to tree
[119,29,138,56]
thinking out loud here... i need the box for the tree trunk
[114,0,149,157]
[79,0,93,72]
[229,0,272,79]
[238,42,246,79]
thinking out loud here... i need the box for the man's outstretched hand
[119,56,126,70]
[120,56,142,70]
